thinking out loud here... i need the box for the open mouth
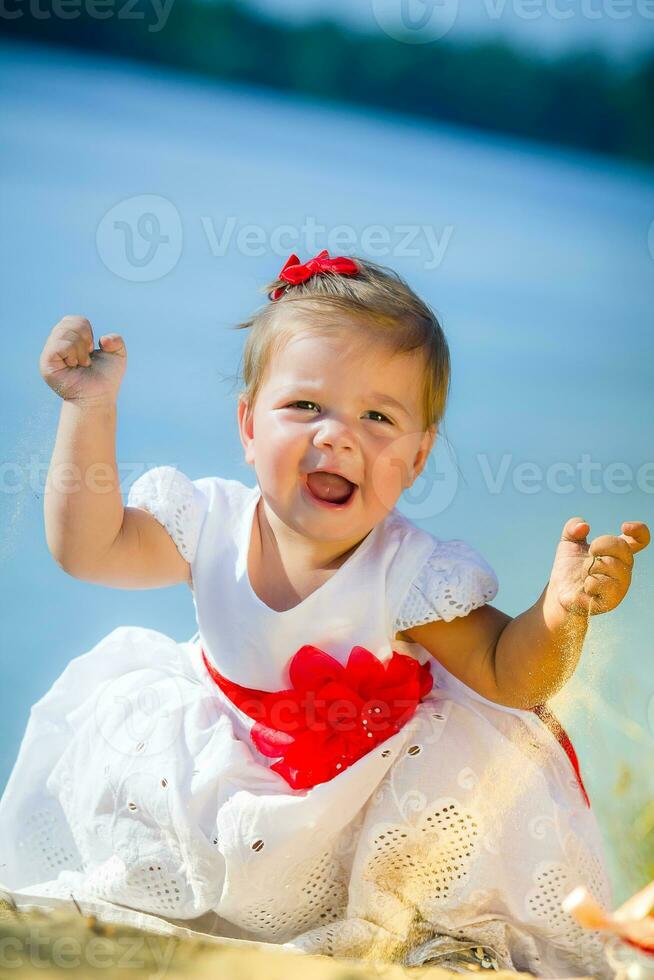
[304,471,358,508]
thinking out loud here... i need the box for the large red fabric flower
[202,645,433,790]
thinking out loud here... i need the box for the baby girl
[0,250,649,977]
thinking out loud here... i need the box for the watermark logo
[371,0,460,42]
[486,0,654,22]
[370,0,654,44]
[370,434,460,518]
[94,657,185,758]
[0,928,176,975]
[0,0,174,32]
[96,194,182,282]
[399,440,459,519]
[201,216,454,271]
[96,206,453,280]
[4,453,654,511]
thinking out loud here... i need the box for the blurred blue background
[1,0,653,902]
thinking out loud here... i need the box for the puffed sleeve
[126,465,209,564]
[393,538,499,633]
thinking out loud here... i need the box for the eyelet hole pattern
[365,800,481,908]
[235,849,347,942]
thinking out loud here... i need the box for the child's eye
[287,401,392,424]
[288,400,320,412]
[365,410,393,424]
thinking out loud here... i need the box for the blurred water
[1,38,652,900]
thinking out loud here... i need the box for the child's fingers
[619,521,651,554]
[560,516,590,542]
[585,554,631,586]
[589,534,634,571]
[46,337,88,370]
[54,316,95,356]
[51,318,94,367]
[583,573,623,612]
[98,334,126,357]
[561,519,650,557]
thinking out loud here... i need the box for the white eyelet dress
[0,467,612,978]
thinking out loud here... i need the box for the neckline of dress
[240,483,382,617]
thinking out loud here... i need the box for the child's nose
[313,416,355,451]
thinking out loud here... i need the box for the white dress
[0,467,612,977]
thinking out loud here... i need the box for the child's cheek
[369,436,413,510]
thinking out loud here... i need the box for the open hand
[547,516,650,617]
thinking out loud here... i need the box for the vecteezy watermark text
[95,195,454,281]
[200,216,453,271]
[371,0,654,44]
[4,453,653,526]
[0,0,174,31]
[478,453,654,496]
[0,460,163,496]
[0,928,176,976]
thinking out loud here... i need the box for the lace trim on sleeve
[394,539,499,632]
[126,466,207,564]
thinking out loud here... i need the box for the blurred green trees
[1,0,652,163]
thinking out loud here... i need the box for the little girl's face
[238,327,435,542]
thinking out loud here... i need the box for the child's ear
[237,395,255,466]
[409,425,437,484]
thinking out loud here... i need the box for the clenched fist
[39,316,127,405]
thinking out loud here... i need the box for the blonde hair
[231,254,450,433]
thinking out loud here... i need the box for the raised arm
[40,316,190,588]
[404,516,650,709]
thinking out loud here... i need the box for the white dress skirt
[0,468,613,978]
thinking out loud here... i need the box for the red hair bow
[270,249,359,301]
[202,643,433,790]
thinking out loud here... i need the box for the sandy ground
[0,892,561,980]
